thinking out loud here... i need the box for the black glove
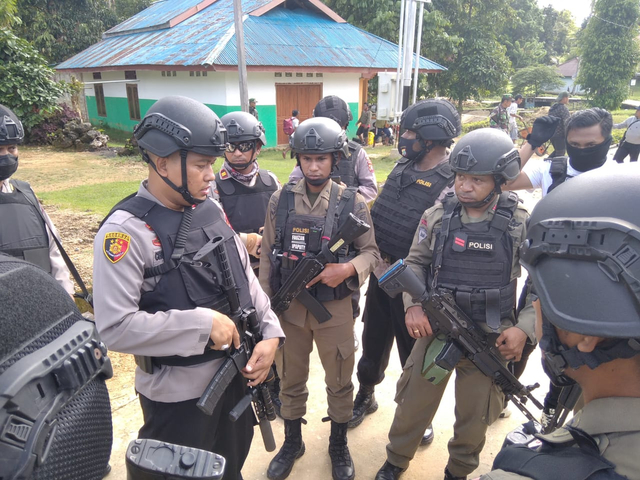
[526,115,561,149]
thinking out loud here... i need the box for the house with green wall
[56,0,444,146]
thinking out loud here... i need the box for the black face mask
[398,137,429,162]
[567,136,612,172]
[0,154,18,181]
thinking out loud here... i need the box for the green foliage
[540,7,578,63]
[577,0,640,110]
[12,0,154,64]
[0,0,18,27]
[0,27,68,129]
[511,65,564,97]
[462,119,490,134]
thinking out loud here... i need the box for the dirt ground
[27,147,553,480]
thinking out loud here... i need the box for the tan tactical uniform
[481,397,640,480]
[259,179,379,423]
[385,194,535,477]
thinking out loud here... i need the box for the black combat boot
[348,384,378,428]
[267,419,305,480]
[375,461,406,480]
[328,421,355,480]
[444,467,467,480]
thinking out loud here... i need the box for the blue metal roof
[57,0,444,72]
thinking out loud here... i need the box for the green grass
[39,181,142,217]
[35,145,399,216]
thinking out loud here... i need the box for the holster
[134,355,155,374]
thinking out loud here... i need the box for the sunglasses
[225,141,256,153]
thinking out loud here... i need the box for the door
[276,83,323,145]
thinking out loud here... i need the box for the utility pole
[233,0,249,112]
[401,0,417,111]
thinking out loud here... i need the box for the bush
[28,104,80,145]
[462,119,490,134]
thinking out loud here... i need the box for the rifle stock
[379,259,543,422]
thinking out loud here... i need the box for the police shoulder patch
[103,232,131,263]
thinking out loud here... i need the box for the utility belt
[134,349,227,374]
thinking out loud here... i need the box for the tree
[540,7,578,63]
[0,27,68,129]
[0,0,18,27]
[13,0,154,64]
[577,0,640,110]
[500,0,547,68]
[511,65,564,97]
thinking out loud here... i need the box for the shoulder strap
[258,169,273,187]
[214,172,236,196]
[143,205,194,279]
[431,193,459,288]
[322,181,341,242]
[274,183,295,251]
[11,180,93,308]
[490,191,519,234]
[100,191,142,229]
[347,140,361,155]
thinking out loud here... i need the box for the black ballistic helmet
[521,164,640,339]
[134,96,227,158]
[221,110,267,146]
[290,117,349,159]
[313,95,353,129]
[400,99,461,141]
[134,96,227,204]
[0,105,25,145]
[450,128,521,183]
[0,255,113,479]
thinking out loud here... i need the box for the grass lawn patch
[39,181,143,217]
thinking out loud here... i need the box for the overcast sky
[537,1,591,25]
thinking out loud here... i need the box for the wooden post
[233,0,249,112]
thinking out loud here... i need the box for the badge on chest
[451,232,494,252]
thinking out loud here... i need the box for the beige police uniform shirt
[93,181,284,403]
[259,179,380,328]
[402,193,535,339]
[1,178,74,295]
[481,397,640,480]
[288,148,379,203]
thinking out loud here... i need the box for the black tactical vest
[430,192,520,331]
[113,195,252,367]
[270,182,358,303]
[547,157,572,194]
[370,159,454,260]
[333,141,361,188]
[492,426,626,480]
[0,180,51,273]
[215,169,277,234]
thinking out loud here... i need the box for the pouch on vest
[421,334,463,384]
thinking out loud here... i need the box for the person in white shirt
[506,108,619,196]
[508,94,524,143]
[613,106,640,163]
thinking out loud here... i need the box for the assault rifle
[379,259,544,423]
[193,236,276,452]
[270,212,370,323]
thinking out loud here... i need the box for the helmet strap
[143,148,203,205]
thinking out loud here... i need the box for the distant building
[56,0,444,145]
[552,57,583,95]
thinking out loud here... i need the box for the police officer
[0,104,74,294]
[289,95,378,203]
[375,128,535,480]
[211,111,279,261]
[480,164,640,480]
[93,96,284,480]
[259,117,379,480]
[350,99,461,443]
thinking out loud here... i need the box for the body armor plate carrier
[109,196,252,371]
[371,159,454,261]
[269,181,359,304]
[430,192,520,331]
[0,179,51,273]
[215,168,277,234]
